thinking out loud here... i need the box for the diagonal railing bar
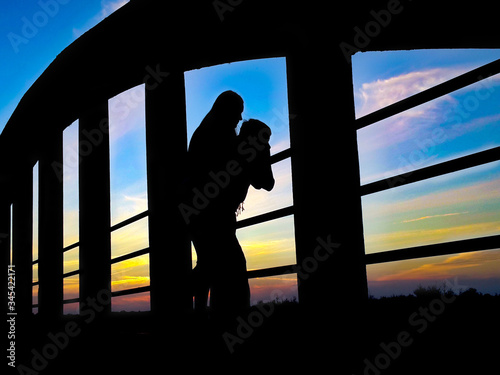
[236,206,294,229]
[111,247,150,264]
[111,285,151,298]
[110,210,149,233]
[270,148,292,165]
[63,269,80,278]
[62,298,80,305]
[365,234,500,265]
[247,264,296,279]
[360,146,500,196]
[63,242,80,253]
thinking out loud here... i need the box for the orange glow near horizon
[248,274,298,304]
[367,249,500,297]
[112,292,150,312]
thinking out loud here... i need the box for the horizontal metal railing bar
[360,146,500,196]
[63,270,80,278]
[247,264,296,279]
[63,242,80,253]
[270,148,292,165]
[110,210,149,233]
[33,269,80,285]
[111,247,150,264]
[356,59,500,130]
[111,285,150,298]
[365,234,500,265]
[236,205,294,229]
[32,243,80,265]
[63,298,80,305]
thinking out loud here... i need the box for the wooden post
[38,132,64,320]
[1,199,10,312]
[286,46,368,369]
[79,103,112,315]
[10,167,35,367]
[146,71,192,318]
[1,197,14,354]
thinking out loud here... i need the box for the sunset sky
[4,3,499,312]
[353,49,500,297]
[57,56,297,313]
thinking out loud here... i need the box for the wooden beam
[79,103,112,315]
[146,71,192,316]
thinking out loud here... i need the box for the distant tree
[413,284,444,300]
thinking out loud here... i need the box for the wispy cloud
[111,276,150,292]
[123,194,148,205]
[111,190,148,225]
[364,177,500,220]
[109,84,146,144]
[402,212,469,223]
[365,221,500,254]
[363,178,500,253]
[111,255,150,292]
[359,111,500,185]
[355,65,500,119]
[356,67,500,171]
[111,216,149,258]
[375,250,500,282]
[240,237,296,271]
[100,0,129,17]
[73,0,129,39]
[355,67,469,118]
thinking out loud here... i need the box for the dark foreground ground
[12,288,500,374]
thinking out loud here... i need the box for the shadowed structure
[1,0,499,373]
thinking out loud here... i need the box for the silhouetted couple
[181,91,275,321]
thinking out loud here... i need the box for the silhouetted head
[238,119,274,191]
[238,119,272,146]
[209,91,244,130]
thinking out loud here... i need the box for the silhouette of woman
[183,91,274,320]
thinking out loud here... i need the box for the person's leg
[210,233,250,317]
[192,264,210,313]
[190,215,250,319]
[191,232,212,316]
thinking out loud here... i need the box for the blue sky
[0,0,129,134]
[185,58,291,153]
[352,49,500,99]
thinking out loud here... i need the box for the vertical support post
[12,170,33,318]
[11,167,35,366]
[286,47,368,369]
[79,103,112,315]
[1,196,15,356]
[146,71,192,318]
[1,198,10,314]
[38,132,64,320]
